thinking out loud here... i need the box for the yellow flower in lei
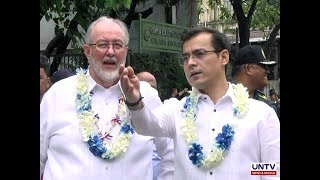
[76,68,134,160]
[180,83,249,169]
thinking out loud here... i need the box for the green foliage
[131,53,189,101]
[40,0,134,46]
[123,0,132,9]
[219,5,231,22]
[207,0,221,7]
[198,0,232,23]
[197,0,216,17]
[243,0,280,31]
[197,6,205,17]
[198,0,279,32]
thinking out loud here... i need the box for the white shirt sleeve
[140,82,175,180]
[153,137,174,180]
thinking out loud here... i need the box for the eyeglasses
[89,41,126,51]
[180,49,222,64]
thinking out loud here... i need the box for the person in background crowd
[170,87,189,100]
[270,89,280,103]
[40,16,174,180]
[170,88,179,98]
[231,45,280,118]
[269,89,280,118]
[176,87,189,100]
[136,71,157,89]
[50,68,76,85]
[136,71,174,180]
[40,54,50,103]
[119,27,280,179]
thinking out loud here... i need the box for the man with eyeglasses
[231,45,280,118]
[40,16,174,180]
[119,27,280,179]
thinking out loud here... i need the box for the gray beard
[89,59,120,83]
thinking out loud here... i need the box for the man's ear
[47,77,51,88]
[220,49,229,66]
[245,64,254,76]
[83,44,91,59]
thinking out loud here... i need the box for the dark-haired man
[120,27,279,179]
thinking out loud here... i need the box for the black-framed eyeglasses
[88,41,126,51]
[180,49,222,64]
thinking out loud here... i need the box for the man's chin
[100,72,119,82]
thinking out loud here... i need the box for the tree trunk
[263,22,280,59]
[50,15,80,75]
[238,20,250,48]
[164,5,172,23]
[43,32,65,57]
[123,0,153,28]
[231,0,258,48]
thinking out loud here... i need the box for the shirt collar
[196,82,237,104]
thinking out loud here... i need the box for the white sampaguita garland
[76,68,134,160]
[76,68,249,166]
[181,83,249,169]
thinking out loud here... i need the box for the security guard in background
[231,45,279,118]
[253,89,268,102]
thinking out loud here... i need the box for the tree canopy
[40,0,187,100]
[40,0,152,74]
[198,0,279,48]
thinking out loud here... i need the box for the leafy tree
[247,0,279,58]
[226,0,257,48]
[40,0,153,75]
[230,0,279,49]
[198,0,279,53]
[41,0,188,100]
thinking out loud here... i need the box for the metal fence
[48,53,88,73]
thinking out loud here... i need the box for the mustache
[101,58,117,63]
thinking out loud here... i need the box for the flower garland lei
[75,68,134,160]
[181,83,249,169]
